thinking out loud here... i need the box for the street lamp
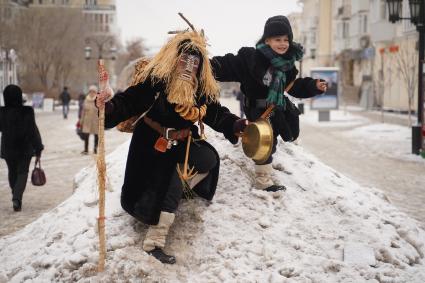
[84,36,117,60]
[386,0,424,154]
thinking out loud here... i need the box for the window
[380,0,387,20]
[85,0,97,5]
[359,14,368,33]
[308,31,316,45]
[337,22,342,38]
[342,21,349,38]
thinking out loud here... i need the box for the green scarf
[256,42,303,107]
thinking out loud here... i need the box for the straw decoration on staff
[96,59,107,272]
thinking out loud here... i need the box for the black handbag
[270,100,301,142]
[76,120,86,141]
[31,159,46,186]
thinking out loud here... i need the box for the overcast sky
[116,0,302,56]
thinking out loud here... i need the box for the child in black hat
[211,15,328,192]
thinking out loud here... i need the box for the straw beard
[167,53,200,106]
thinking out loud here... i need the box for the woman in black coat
[0,85,44,211]
[211,15,328,192]
[97,32,244,264]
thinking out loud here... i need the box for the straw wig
[134,31,220,106]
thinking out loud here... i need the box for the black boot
[265,185,286,192]
[12,199,22,211]
[148,247,176,264]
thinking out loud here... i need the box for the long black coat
[211,47,323,141]
[0,97,43,160]
[104,78,239,225]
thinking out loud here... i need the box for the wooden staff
[97,59,107,272]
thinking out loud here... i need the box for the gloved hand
[233,119,248,135]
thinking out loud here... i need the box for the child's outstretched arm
[288,75,326,99]
[210,51,246,82]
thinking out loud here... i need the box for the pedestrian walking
[211,15,328,192]
[0,84,44,211]
[96,29,244,264]
[80,85,99,154]
[59,86,71,119]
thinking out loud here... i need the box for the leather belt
[143,116,190,140]
[243,98,269,108]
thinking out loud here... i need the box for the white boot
[143,211,175,252]
[254,164,287,192]
[254,164,274,190]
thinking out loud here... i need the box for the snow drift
[1,129,424,283]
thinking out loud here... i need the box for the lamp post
[0,48,8,92]
[386,0,424,154]
[84,36,116,89]
[84,36,117,61]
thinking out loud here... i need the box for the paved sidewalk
[345,106,412,127]
[0,109,129,237]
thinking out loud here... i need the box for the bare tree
[115,38,146,77]
[394,43,418,126]
[5,7,88,96]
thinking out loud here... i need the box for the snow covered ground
[1,126,424,282]
[301,108,425,164]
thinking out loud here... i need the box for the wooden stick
[168,29,188,34]
[178,12,195,31]
[97,59,107,273]
[183,132,192,179]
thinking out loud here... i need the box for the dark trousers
[5,156,32,202]
[83,134,99,153]
[161,141,217,213]
[62,104,69,119]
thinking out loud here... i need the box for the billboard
[32,92,45,109]
[310,67,339,110]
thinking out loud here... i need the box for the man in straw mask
[96,19,247,264]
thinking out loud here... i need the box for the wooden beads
[175,104,207,123]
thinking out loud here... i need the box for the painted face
[265,35,290,55]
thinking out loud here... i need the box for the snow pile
[301,107,369,128]
[301,107,425,164]
[344,123,425,163]
[1,129,424,283]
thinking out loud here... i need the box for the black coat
[0,106,44,159]
[59,91,71,105]
[104,78,239,225]
[211,47,323,141]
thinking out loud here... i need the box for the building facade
[297,0,422,112]
[295,0,333,78]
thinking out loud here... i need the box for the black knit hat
[3,84,23,107]
[261,15,293,43]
